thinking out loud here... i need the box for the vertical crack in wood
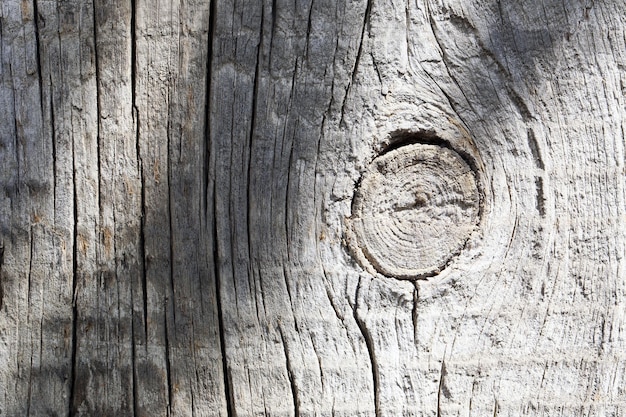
[33,0,45,118]
[269,0,277,65]
[404,0,413,75]
[130,0,137,114]
[310,336,325,395]
[213,183,235,417]
[352,0,372,83]
[203,0,216,220]
[130,0,146,348]
[26,226,36,416]
[166,111,175,414]
[436,360,446,417]
[92,0,102,229]
[139,185,147,347]
[10,62,21,183]
[322,269,344,323]
[312,77,324,259]
[304,0,314,60]
[247,5,263,287]
[283,59,296,248]
[505,86,533,121]
[340,0,372,124]
[27,229,35,415]
[423,1,475,128]
[412,283,419,345]
[130,282,139,417]
[278,325,301,417]
[535,176,546,217]
[282,265,294,310]
[50,76,57,215]
[526,128,545,170]
[69,100,79,417]
[127,1,143,412]
[353,277,380,417]
[164,306,174,415]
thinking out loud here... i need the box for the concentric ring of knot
[351,143,480,279]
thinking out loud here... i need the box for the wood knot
[349,143,480,279]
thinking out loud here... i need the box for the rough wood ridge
[1,0,626,416]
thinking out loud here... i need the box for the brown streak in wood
[102,226,112,256]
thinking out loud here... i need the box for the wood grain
[1,0,625,415]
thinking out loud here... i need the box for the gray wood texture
[1,0,625,415]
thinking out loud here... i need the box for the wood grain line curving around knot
[349,143,480,279]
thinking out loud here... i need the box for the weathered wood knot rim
[348,131,484,280]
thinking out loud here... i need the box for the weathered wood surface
[1,0,626,415]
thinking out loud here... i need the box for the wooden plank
[1,0,626,415]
